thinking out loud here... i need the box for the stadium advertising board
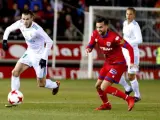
[0,42,157,64]
[0,42,158,79]
[0,67,159,80]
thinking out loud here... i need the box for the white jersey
[3,20,53,60]
[123,20,142,73]
[123,20,142,56]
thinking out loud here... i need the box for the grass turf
[0,79,160,120]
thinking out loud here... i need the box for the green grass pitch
[0,79,160,120]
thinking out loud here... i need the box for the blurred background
[0,0,160,80]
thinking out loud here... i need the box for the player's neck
[127,20,134,24]
[26,22,32,28]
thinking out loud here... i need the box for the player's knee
[95,82,101,89]
[12,69,20,77]
[100,85,106,91]
[95,84,99,89]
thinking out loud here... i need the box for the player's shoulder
[31,22,42,30]
[108,30,118,37]
[92,30,98,37]
[14,20,22,26]
[131,20,139,26]
[108,30,121,41]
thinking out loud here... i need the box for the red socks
[97,89,108,103]
[104,86,128,100]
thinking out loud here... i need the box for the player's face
[126,10,135,23]
[21,14,33,28]
[96,22,108,35]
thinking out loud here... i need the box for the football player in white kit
[2,10,60,101]
[119,7,142,102]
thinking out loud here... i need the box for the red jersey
[87,30,134,64]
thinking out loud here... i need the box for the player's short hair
[127,7,136,15]
[96,17,109,25]
[22,10,34,17]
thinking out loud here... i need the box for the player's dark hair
[127,7,136,15]
[96,17,109,25]
[22,10,34,17]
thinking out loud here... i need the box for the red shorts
[98,63,127,84]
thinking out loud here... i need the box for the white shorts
[18,49,47,78]
[122,48,139,74]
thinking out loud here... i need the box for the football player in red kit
[86,17,135,111]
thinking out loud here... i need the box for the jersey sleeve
[38,27,53,60]
[114,34,134,64]
[86,31,97,51]
[131,24,142,45]
[3,20,20,40]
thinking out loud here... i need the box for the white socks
[119,75,131,92]
[11,76,20,91]
[130,78,141,98]
[45,79,58,89]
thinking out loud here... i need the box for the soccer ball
[8,90,24,105]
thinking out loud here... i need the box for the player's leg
[128,73,141,102]
[102,64,135,111]
[120,48,132,94]
[11,61,30,90]
[11,50,32,90]
[119,74,133,95]
[35,66,60,95]
[128,55,141,102]
[95,66,111,110]
[101,80,134,111]
[95,79,111,110]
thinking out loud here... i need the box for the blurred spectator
[23,3,30,11]
[30,0,42,11]
[115,21,122,35]
[64,14,80,40]
[65,24,78,40]
[33,4,44,25]
[43,5,53,33]
[153,16,160,34]
[16,0,29,9]
[77,0,85,16]
[6,0,14,9]
[11,3,21,20]
[43,0,50,11]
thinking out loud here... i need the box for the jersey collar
[101,31,108,38]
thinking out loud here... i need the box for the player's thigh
[12,62,30,76]
[33,63,47,79]
[98,65,108,80]
[104,64,126,84]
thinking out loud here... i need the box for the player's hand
[85,48,91,56]
[130,64,138,69]
[39,59,46,68]
[2,40,8,51]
